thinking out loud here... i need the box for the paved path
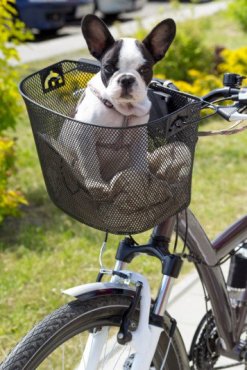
[167,263,245,369]
[168,269,206,351]
[15,1,228,65]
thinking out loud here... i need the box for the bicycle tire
[0,294,189,370]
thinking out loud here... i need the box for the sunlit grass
[191,122,247,239]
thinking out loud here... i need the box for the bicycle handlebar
[203,86,247,122]
[150,79,247,123]
[202,87,240,103]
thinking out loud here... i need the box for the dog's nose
[118,75,136,88]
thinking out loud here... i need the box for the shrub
[154,21,215,82]
[154,44,247,97]
[0,0,32,132]
[217,47,247,76]
[228,0,247,32]
[134,18,215,86]
[0,0,31,223]
[0,137,27,223]
[172,69,222,97]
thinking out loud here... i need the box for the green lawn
[1,8,247,362]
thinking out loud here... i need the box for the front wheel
[1,294,189,369]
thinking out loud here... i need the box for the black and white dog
[75,14,176,127]
[59,15,176,188]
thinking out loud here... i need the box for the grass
[1,7,247,362]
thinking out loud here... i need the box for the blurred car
[15,0,94,34]
[95,0,146,17]
[179,0,213,2]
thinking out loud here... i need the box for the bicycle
[1,59,247,370]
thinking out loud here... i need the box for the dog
[75,14,176,127]
[58,14,176,190]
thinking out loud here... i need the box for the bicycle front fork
[75,233,183,370]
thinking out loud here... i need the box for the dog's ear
[142,19,176,63]
[81,14,115,60]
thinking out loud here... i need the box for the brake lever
[229,111,247,122]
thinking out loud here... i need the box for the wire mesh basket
[20,59,201,234]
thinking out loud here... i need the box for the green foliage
[0,0,31,223]
[172,46,247,96]
[0,0,33,132]
[172,69,222,97]
[135,18,215,91]
[228,0,247,32]
[154,21,215,82]
[0,137,27,223]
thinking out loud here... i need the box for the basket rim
[19,58,202,130]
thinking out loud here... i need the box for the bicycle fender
[62,282,136,302]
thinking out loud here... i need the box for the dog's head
[82,15,176,106]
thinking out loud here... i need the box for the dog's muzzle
[118,74,136,88]
[118,74,136,99]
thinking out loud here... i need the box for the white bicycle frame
[64,265,175,370]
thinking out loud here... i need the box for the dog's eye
[139,66,150,75]
[104,65,116,74]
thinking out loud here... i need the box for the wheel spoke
[62,344,64,370]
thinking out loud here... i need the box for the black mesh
[20,60,201,234]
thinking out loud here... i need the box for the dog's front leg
[59,120,104,188]
[129,126,149,173]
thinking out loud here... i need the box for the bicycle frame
[176,210,247,358]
